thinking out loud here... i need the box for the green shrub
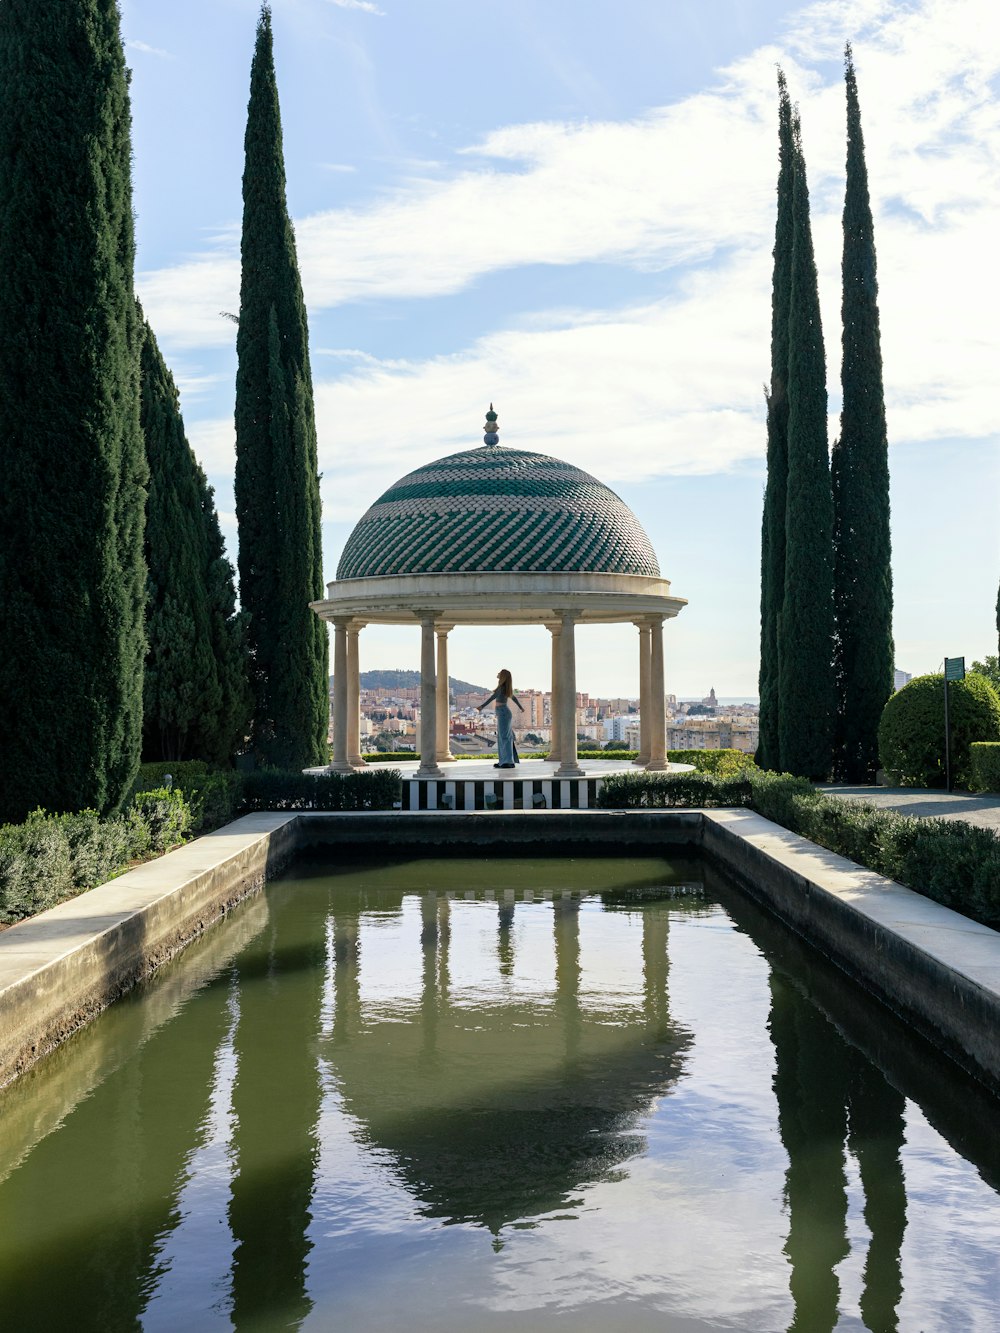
[746,771,1000,929]
[745,770,816,827]
[596,771,752,809]
[58,809,135,890]
[241,768,402,812]
[133,761,242,832]
[187,771,243,830]
[669,748,759,777]
[0,812,74,923]
[969,743,1000,793]
[878,672,1000,787]
[129,788,192,854]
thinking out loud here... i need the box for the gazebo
[311,408,686,793]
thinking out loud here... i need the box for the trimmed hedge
[360,747,758,774]
[596,767,1000,929]
[241,768,402,811]
[0,788,192,925]
[970,742,1000,793]
[878,672,1000,787]
[597,771,752,808]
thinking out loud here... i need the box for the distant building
[603,715,633,743]
[668,716,759,754]
[894,669,912,691]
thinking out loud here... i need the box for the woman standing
[477,669,525,768]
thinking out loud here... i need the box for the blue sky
[122,0,1000,697]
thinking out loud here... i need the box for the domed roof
[337,413,660,580]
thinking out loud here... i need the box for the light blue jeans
[496,702,519,765]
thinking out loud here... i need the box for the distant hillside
[329,669,488,695]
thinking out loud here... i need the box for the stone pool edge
[0,812,298,1089]
[1,806,998,1094]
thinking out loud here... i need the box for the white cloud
[126,39,172,60]
[149,0,1000,503]
[187,417,236,478]
[326,0,385,15]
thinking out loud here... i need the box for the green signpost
[943,657,965,791]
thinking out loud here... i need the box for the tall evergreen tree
[141,316,250,763]
[0,0,146,822]
[758,70,796,772]
[832,45,893,782]
[778,109,836,779]
[234,5,328,770]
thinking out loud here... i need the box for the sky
[121,0,1000,698]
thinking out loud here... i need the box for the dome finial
[483,403,499,448]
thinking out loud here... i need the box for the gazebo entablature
[311,569,686,781]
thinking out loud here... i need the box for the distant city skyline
[124,0,1000,696]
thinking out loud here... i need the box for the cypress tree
[141,316,250,763]
[832,45,894,782]
[234,5,328,770]
[778,110,836,779]
[0,0,146,822]
[758,70,795,772]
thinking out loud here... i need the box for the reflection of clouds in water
[483,906,791,1328]
[895,1103,1000,1331]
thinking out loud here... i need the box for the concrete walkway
[820,785,1000,835]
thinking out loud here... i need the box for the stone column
[548,622,562,764]
[555,611,584,777]
[347,622,365,768]
[634,620,652,766]
[435,624,454,762]
[417,613,445,778]
[645,616,668,771]
[330,618,352,772]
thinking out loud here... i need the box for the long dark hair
[497,669,513,699]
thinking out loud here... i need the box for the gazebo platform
[352,758,689,811]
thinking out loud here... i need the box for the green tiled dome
[337,444,660,579]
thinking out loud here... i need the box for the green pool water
[1,850,998,1331]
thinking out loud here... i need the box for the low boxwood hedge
[240,767,402,811]
[596,767,1000,929]
[597,771,753,808]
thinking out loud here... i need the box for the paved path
[820,786,1000,835]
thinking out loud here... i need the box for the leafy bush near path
[598,767,1000,929]
[878,672,1000,787]
[969,743,1000,793]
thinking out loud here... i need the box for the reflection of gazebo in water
[311,408,687,805]
[327,882,695,1237]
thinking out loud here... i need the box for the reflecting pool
[1,851,999,1331]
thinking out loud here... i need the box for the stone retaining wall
[3,807,999,1096]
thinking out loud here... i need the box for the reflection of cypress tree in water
[228,904,325,1330]
[770,971,910,1333]
[553,894,582,1068]
[0,971,231,1328]
[847,1051,907,1333]
[641,903,670,1039]
[769,973,850,1333]
[326,893,691,1238]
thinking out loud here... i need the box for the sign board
[944,657,966,682]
